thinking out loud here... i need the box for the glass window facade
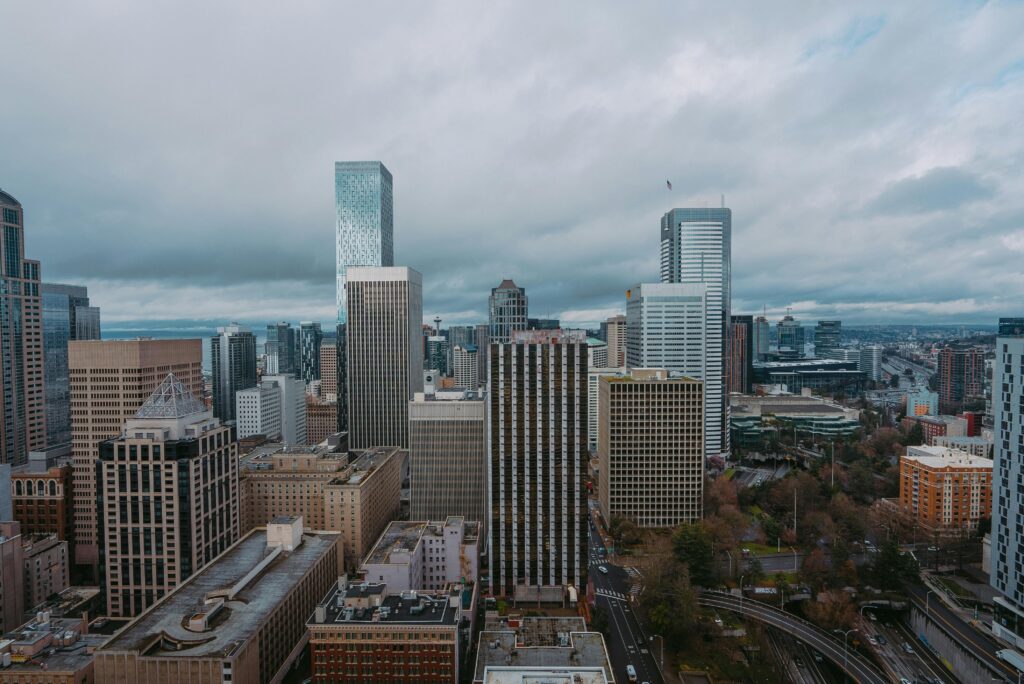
[335,162,394,324]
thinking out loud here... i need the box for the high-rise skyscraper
[753,315,770,361]
[474,325,489,390]
[69,339,202,577]
[425,335,448,375]
[859,345,882,382]
[660,207,731,456]
[488,279,528,344]
[319,337,338,402]
[937,346,986,413]
[604,314,626,368]
[776,315,805,359]
[991,334,1024,648]
[265,322,297,376]
[335,161,394,324]
[409,391,487,524]
[447,325,475,371]
[210,323,257,423]
[42,283,101,447]
[489,330,587,597]
[598,370,704,527]
[299,321,323,383]
[97,373,239,617]
[0,190,45,466]
[346,267,423,450]
[626,283,722,458]
[728,314,753,394]
[813,320,842,357]
[452,345,479,389]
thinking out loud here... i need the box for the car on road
[899,679,912,684]
[927,545,939,552]
[794,656,805,667]
[876,634,887,645]
[626,664,638,682]
[902,642,915,654]
[598,565,608,574]
[867,635,877,645]
[812,651,822,663]
[868,612,877,621]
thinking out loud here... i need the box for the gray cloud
[2,2,1024,327]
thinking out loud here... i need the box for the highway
[904,584,1019,681]
[589,516,664,684]
[698,590,889,684]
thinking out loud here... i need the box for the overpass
[698,590,889,684]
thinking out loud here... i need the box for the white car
[598,565,609,574]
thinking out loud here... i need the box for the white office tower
[660,207,731,456]
[488,330,587,598]
[452,345,479,389]
[991,335,1024,649]
[626,282,721,459]
[588,367,628,452]
[236,375,307,445]
[859,346,882,382]
[346,266,424,449]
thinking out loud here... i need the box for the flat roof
[481,667,610,684]
[312,583,461,626]
[98,529,338,659]
[474,617,613,682]
[904,445,993,469]
[1,617,105,674]
[364,517,478,566]
[330,446,399,486]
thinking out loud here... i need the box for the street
[589,516,665,684]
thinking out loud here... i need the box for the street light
[835,628,858,681]
[649,634,665,674]
[925,589,934,623]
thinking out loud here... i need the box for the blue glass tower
[335,161,394,323]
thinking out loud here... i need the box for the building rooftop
[509,330,586,344]
[135,373,207,419]
[0,614,104,674]
[474,617,613,683]
[311,581,463,627]
[364,517,478,566]
[240,442,347,472]
[481,668,609,684]
[98,527,338,659]
[904,445,993,470]
[329,446,399,486]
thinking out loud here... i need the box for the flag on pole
[666,180,672,190]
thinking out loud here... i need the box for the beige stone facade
[306,396,338,445]
[240,444,348,532]
[598,372,705,527]
[325,446,402,568]
[69,339,202,574]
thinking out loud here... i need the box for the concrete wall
[910,605,1003,684]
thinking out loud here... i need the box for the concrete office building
[307,580,468,684]
[604,314,626,368]
[265,322,297,376]
[409,391,487,524]
[813,320,842,357]
[991,335,1024,648]
[0,613,105,683]
[20,533,70,610]
[306,397,339,445]
[10,446,73,543]
[236,374,307,445]
[729,314,753,394]
[210,323,257,423]
[598,371,704,527]
[0,190,46,466]
[660,206,731,456]
[42,283,100,447]
[299,321,323,384]
[587,367,628,453]
[933,435,993,459]
[488,279,528,344]
[69,338,202,575]
[346,267,423,450]
[452,345,479,389]
[426,335,449,376]
[473,617,614,684]
[239,443,348,533]
[0,521,24,633]
[319,338,338,401]
[335,161,394,324]
[95,518,339,684]
[587,337,608,369]
[447,325,476,372]
[859,345,882,382]
[753,315,770,361]
[360,516,479,592]
[776,315,805,359]
[489,330,587,598]
[475,325,489,389]
[325,447,403,567]
[626,282,723,459]
[97,374,239,617]
[938,346,986,413]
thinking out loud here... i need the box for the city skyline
[2,4,1023,328]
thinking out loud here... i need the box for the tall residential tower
[210,323,257,423]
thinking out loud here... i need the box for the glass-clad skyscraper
[335,161,394,324]
[42,283,101,447]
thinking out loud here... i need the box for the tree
[639,561,699,645]
[799,548,829,590]
[672,522,715,586]
[905,421,924,446]
[869,538,919,589]
[804,591,857,631]
[747,557,764,586]
[589,603,609,635]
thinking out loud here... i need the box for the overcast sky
[2,2,1023,329]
